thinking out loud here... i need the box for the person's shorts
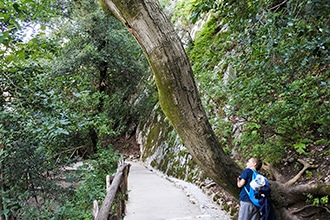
[238,201,260,220]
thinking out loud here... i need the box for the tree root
[263,159,318,185]
[284,159,318,187]
[263,162,285,182]
[278,207,301,220]
[290,204,330,218]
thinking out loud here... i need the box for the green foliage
[189,0,217,23]
[52,0,153,137]
[188,0,330,162]
[293,143,308,155]
[307,194,329,208]
[1,0,154,218]
[0,30,73,218]
[305,170,313,179]
[0,0,62,47]
[55,147,120,219]
[171,0,197,25]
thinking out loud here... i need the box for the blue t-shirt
[239,168,254,202]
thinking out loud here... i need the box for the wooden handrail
[93,162,131,220]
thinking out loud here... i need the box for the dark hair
[252,158,262,171]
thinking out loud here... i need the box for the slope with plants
[184,0,329,218]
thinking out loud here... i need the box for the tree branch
[268,0,288,12]
[284,159,318,187]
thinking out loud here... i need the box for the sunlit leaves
[187,0,330,161]
[0,0,59,46]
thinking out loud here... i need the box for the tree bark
[101,0,241,196]
[100,1,330,219]
[270,181,330,219]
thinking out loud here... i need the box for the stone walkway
[124,161,231,220]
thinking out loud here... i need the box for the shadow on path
[124,161,231,220]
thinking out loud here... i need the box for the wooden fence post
[106,175,111,193]
[92,200,99,220]
[94,163,130,220]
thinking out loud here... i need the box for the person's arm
[237,177,246,188]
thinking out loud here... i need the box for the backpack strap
[244,169,261,207]
[250,168,259,176]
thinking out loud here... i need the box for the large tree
[100,0,330,219]
[100,0,241,196]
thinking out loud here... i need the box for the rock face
[135,105,238,216]
[132,6,221,184]
[133,1,212,184]
[136,104,206,183]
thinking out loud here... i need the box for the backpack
[244,169,269,207]
[244,169,275,220]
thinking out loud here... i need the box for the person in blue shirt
[237,158,263,220]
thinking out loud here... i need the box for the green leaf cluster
[55,147,120,219]
[188,0,330,162]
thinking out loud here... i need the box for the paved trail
[124,161,231,220]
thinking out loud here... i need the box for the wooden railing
[93,162,131,220]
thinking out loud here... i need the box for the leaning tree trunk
[100,0,241,196]
[100,1,330,219]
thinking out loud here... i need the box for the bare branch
[284,159,318,187]
[268,0,288,12]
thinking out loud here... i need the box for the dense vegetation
[173,0,329,216]
[185,0,329,162]
[1,0,153,218]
